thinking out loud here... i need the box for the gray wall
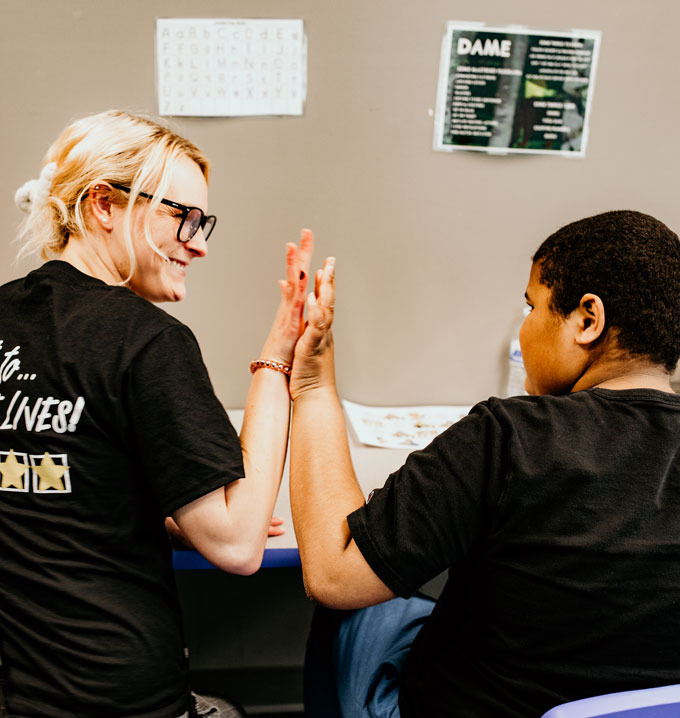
[3,0,679,408]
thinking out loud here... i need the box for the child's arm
[290,258,397,609]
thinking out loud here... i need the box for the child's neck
[573,360,674,394]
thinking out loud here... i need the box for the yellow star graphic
[33,453,69,491]
[0,450,29,490]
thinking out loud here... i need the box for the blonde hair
[16,110,210,276]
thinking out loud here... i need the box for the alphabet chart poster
[156,18,307,117]
[433,22,601,156]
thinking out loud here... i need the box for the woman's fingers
[268,516,286,537]
[298,228,314,278]
[282,232,314,304]
[285,230,313,286]
[295,230,313,306]
[285,242,298,286]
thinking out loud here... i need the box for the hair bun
[14,162,57,215]
[15,179,38,214]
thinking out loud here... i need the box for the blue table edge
[173,548,301,570]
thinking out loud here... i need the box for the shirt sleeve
[347,401,508,597]
[124,324,245,516]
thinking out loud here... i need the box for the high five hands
[261,229,314,367]
[261,229,335,535]
[290,252,336,401]
[263,226,336,398]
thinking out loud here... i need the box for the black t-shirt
[348,389,680,717]
[0,261,244,718]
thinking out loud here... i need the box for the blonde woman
[2,110,311,718]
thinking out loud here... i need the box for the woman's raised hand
[290,256,336,401]
[259,229,314,367]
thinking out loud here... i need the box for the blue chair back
[541,684,680,717]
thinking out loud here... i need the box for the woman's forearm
[171,367,292,575]
[220,233,313,558]
[231,367,291,546]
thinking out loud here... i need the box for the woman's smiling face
[114,155,210,303]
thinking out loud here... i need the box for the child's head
[531,210,680,375]
[521,211,680,395]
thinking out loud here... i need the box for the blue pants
[304,596,435,718]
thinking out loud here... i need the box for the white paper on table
[156,18,307,117]
[342,400,472,450]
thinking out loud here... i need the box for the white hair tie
[15,162,58,214]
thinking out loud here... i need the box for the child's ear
[573,293,605,346]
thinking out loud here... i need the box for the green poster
[434,23,601,156]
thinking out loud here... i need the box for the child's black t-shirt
[0,261,244,717]
[348,388,680,717]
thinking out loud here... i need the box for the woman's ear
[574,293,606,346]
[87,184,114,231]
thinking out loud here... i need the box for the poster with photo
[433,22,601,156]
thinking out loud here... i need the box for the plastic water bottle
[505,309,529,397]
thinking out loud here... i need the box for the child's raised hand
[290,257,336,401]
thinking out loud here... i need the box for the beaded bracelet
[249,359,292,377]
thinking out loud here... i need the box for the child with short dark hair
[289,210,680,717]
[533,210,680,373]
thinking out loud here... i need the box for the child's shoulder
[478,388,680,428]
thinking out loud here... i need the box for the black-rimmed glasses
[111,184,217,243]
